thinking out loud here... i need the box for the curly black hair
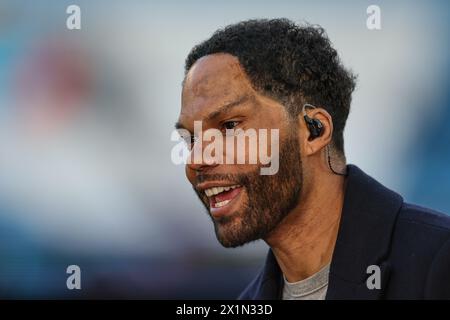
[185,18,357,155]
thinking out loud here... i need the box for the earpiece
[304,115,324,140]
[302,104,324,140]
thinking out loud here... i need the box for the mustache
[194,174,244,192]
[196,173,241,184]
[194,169,261,190]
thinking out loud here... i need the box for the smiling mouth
[199,184,243,217]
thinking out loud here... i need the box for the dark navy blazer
[239,165,450,299]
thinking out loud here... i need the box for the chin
[214,218,259,248]
[216,235,249,248]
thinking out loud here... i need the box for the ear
[299,107,333,156]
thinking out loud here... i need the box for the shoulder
[393,202,450,257]
[395,203,450,239]
[389,203,450,298]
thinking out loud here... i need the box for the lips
[199,183,243,218]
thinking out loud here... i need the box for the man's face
[178,53,304,247]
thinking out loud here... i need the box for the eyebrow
[174,94,252,130]
[205,94,252,122]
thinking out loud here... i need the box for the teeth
[214,199,231,208]
[204,185,240,197]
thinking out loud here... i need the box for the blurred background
[0,0,449,298]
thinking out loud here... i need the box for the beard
[193,124,303,248]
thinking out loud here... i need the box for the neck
[264,169,347,282]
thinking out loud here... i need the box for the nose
[186,139,220,172]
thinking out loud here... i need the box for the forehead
[180,53,255,121]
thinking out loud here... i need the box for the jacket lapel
[325,165,403,299]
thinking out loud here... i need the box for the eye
[189,135,199,148]
[222,120,240,130]
[181,134,198,149]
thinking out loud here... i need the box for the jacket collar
[252,164,404,299]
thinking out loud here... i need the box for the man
[176,19,450,299]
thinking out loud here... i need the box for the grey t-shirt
[282,264,330,300]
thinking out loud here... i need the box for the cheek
[230,129,282,167]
